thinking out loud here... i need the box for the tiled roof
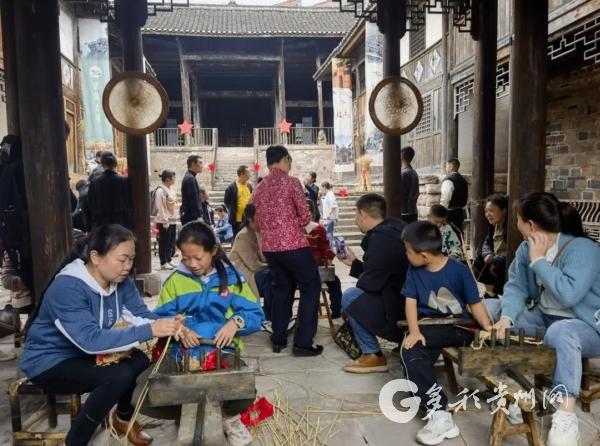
[142,5,357,38]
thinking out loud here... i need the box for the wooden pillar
[116,0,151,274]
[191,72,201,129]
[506,0,549,263]
[1,0,20,134]
[14,0,71,300]
[441,8,458,166]
[278,39,286,121]
[380,0,405,219]
[470,0,497,256]
[316,55,324,129]
[177,38,192,145]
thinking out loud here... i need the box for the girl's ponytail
[557,201,586,238]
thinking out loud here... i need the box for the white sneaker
[507,403,523,424]
[261,320,273,333]
[223,414,253,446]
[416,410,460,445]
[547,409,580,446]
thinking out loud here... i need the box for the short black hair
[266,145,290,166]
[215,206,225,213]
[237,165,248,177]
[429,204,448,219]
[95,150,104,159]
[447,158,460,170]
[356,193,386,220]
[309,171,317,181]
[187,155,202,168]
[402,221,443,255]
[401,146,415,163]
[321,181,332,190]
[100,151,117,168]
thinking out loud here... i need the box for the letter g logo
[378,379,420,424]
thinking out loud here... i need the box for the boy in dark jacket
[339,193,409,373]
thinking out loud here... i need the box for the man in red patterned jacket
[252,145,322,356]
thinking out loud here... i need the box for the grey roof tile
[142,5,356,37]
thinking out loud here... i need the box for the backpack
[150,186,165,218]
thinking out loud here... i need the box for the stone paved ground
[0,251,599,445]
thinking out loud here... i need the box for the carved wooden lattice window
[409,12,426,58]
[415,92,432,137]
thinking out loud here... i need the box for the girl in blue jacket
[154,221,263,370]
[486,193,600,446]
[20,225,182,446]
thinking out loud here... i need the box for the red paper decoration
[252,162,261,172]
[240,397,274,427]
[178,120,193,135]
[278,119,292,134]
[207,162,217,172]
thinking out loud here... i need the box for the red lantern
[207,162,217,172]
[252,162,261,173]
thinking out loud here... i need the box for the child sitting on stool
[427,204,465,262]
[400,221,492,445]
[214,206,234,243]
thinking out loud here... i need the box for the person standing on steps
[252,145,323,357]
[400,146,419,224]
[224,165,253,237]
[304,172,320,221]
[180,155,204,225]
[440,158,469,238]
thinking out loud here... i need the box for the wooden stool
[8,378,81,445]
[318,266,337,337]
[535,357,600,412]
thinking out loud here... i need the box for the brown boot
[111,413,153,446]
[343,353,388,374]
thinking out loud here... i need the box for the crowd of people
[0,138,598,446]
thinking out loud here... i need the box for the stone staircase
[213,147,256,190]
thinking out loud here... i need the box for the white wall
[425,11,443,48]
[59,7,75,62]
[400,34,410,66]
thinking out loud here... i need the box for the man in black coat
[339,193,409,373]
[87,152,132,230]
[440,158,469,238]
[304,172,320,221]
[180,155,204,225]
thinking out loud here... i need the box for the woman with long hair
[20,224,182,446]
[153,170,178,270]
[486,192,600,446]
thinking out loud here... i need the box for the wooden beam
[507,0,549,264]
[381,0,405,219]
[182,53,280,62]
[286,100,332,108]
[471,0,497,256]
[15,0,71,300]
[1,0,19,134]
[278,39,286,120]
[191,72,201,127]
[116,0,151,274]
[177,37,192,146]
[199,90,273,99]
[441,8,457,165]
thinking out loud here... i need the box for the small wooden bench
[8,379,81,446]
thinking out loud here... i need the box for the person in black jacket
[304,172,320,221]
[87,152,132,231]
[180,155,204,225]
[440,158,469,238]
[338,193,409,374]
[223,165,253,236]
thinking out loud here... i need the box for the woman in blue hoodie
[20,225,183,446]
[486,193,600,446]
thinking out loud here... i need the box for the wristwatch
[231,315,245,330]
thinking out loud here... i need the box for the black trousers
[447,208,465,239]
[31,350,150,446]
[400,325,474,412]
[158,223,176,265]
[264,248,321,348]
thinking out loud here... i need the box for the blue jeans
[342,287,380,354]
[485,298,600,397]
[323,220,335,250]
